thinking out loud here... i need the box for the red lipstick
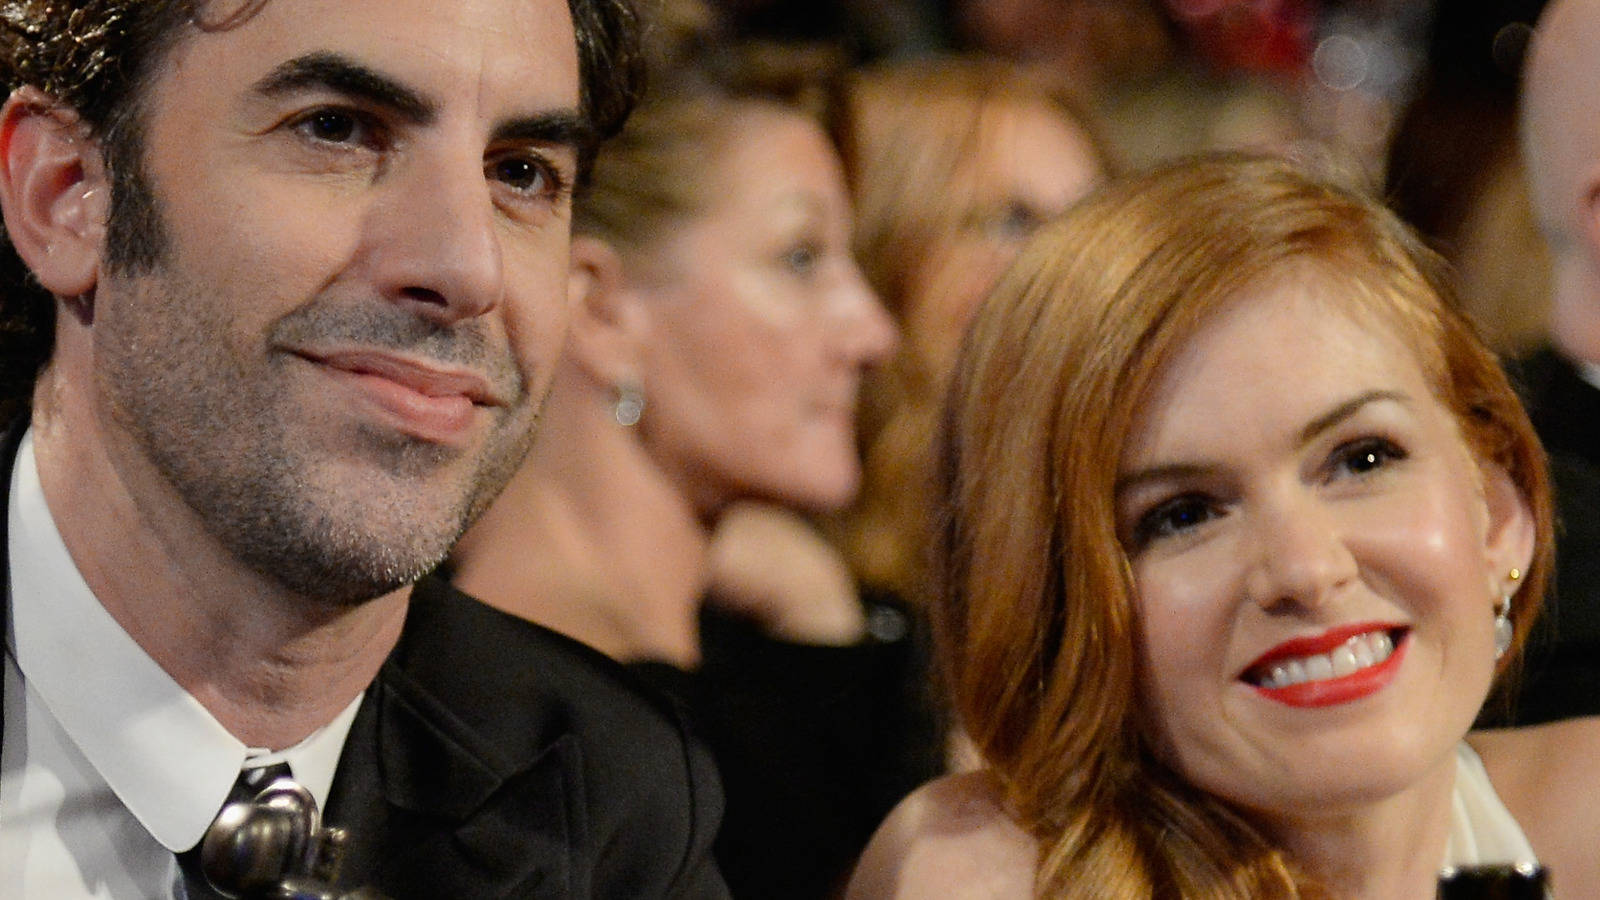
[1245,625,1409,709]
[1246,622,1399,672]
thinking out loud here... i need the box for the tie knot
[231,762,294,807]
[177,761,310,899]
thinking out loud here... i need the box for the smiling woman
[844,155,1600,899]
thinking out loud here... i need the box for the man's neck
[28,368,406,750]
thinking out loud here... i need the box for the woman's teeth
[1254,631,1396,690]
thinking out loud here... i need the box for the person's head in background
[943,0,1176,97]
[835,55,1110,603]
[450,45,896,664]
[574,47,895,516]
[935,154,1549,895]
[1384,2,1550,358]
[1522,0,1600,365]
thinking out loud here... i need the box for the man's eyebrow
[252,52,434,124]
[492,112,596,155]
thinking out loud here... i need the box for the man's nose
[360,150,505,325]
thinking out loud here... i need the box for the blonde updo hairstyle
[573,40,845,257]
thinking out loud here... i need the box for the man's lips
[291,348,506,445]
[295,349,505,406]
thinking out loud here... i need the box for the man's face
[84,0,583,602]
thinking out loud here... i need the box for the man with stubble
[0,1,727,897]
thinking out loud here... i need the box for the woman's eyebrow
[1113,389,1412,497]
[1296,389,1410,445]
[1115,462,1210,498]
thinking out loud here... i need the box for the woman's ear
[1482,461,1536,585]
[0,88,109,299]
[567,235,650,385]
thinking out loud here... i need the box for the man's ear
[0,87,108,299]
[566,235,649,386]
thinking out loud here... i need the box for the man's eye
[962,201,1046,244]
[292,109,371,146]
[488,155,561,197]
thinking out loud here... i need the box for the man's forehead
[169,0,581,112]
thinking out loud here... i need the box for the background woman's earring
[1495,567,1521,660]
[613,379,645,427]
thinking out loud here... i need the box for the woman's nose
[833,262,898,368]
[1242,487,1360,614]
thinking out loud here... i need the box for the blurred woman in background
[687,58,1115,890]
[447,46,908,898]
[834,55,1109,628]
[451,52,893,662]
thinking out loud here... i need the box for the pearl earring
[613,378,644,427]
[1494,568,1521,660]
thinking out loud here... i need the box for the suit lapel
[325,577,585,898]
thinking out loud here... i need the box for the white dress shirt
[1,429,362,898]
[1578,358,1600,393]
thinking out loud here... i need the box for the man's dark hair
[0,0,644,422]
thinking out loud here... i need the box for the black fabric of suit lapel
[324,577,582,898]
[1512,347,1600,466]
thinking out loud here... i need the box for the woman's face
[1114,272,1532,823]
[904,98,1102,377]
[637,106,896,515]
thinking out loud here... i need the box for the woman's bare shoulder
[845,771,1037,900]
[1470,717,1600,896]
[1470,715,1600,800]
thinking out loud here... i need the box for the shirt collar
[7,428,362,851]
[1576,357,1600,394]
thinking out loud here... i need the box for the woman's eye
[783,244,820,276]
[1131,494,1218,549]
[1332,437,1406,478]
[964,201,1045,243]
[993,202,1043,240]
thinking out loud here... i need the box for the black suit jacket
[0,422,729,898]
[1497,347,1600,725]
